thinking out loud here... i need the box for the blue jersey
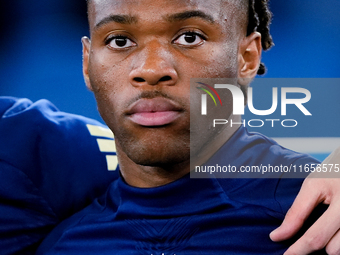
[0,97,119,254]
[36,125,326,254]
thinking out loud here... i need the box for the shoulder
[0,96,119,216]
[237,127,320,167]
[0,97,119,254]
[215,127,319,215]
[213,126,320,170]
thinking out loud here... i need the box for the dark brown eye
[115,37,128,47]
[174,32,205,46]
[107,35,136,49]
[184,33,196,43]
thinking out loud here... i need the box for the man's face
[84,0,247,167]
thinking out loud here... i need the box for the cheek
[88,55,131,130]
[181,43,239,79]
[89,54,124,93]
[209,43,239,78]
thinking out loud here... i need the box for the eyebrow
[94,10,215,31]
[94,14,137,30]
[166,10,215,24]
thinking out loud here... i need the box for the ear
[82,36,93,91]
[238,32,262,86]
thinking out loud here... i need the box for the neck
[117,115,241,188]
[117,152,191,188]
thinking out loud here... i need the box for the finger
[326,227,340,255]
[324,147,340,164]
[283,202,340,255]
[270,178,323,242]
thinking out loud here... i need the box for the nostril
[133,77,145,83]
[159,76,172,82]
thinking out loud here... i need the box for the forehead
[88,0,245,30]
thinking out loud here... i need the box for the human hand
[270,147,340,255]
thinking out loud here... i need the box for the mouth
[126,97,183,127]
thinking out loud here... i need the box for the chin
[123,138,190,167]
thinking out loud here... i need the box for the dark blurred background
[0,1,93,117]
[0,0,339,152]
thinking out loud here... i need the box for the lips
[126,97,183,126]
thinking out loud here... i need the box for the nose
[129,41,178,87]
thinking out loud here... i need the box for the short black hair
[86,0,273,75]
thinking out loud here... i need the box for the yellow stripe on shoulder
[86,124,118,171]
[106,155,119,171]
[86,124,114,139]
[97,139,117,153]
